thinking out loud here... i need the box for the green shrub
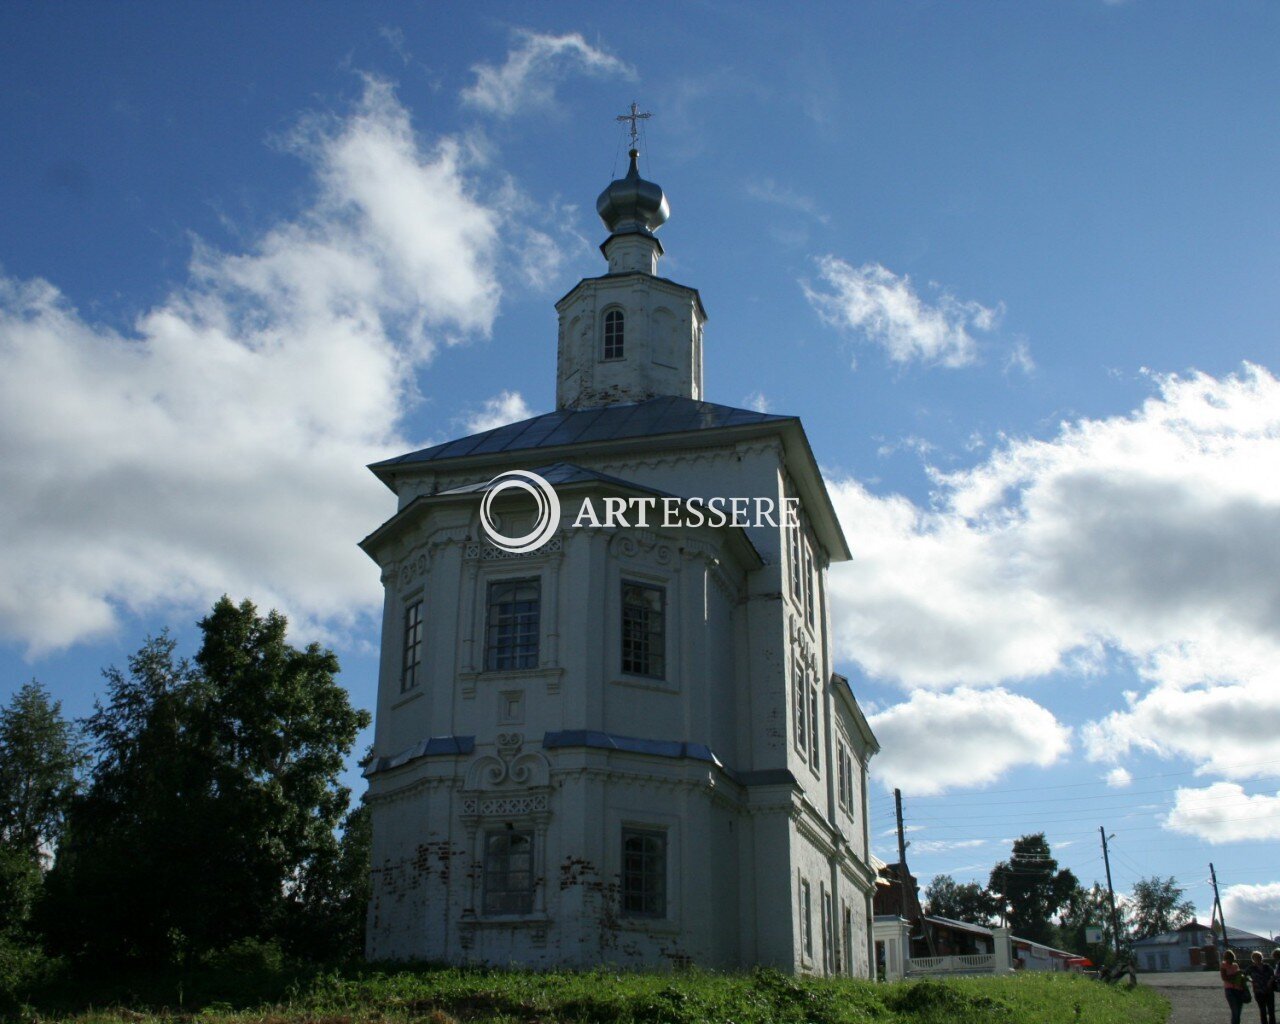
[0,935,60,1016]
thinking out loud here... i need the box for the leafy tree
[41,633,202,960]
[1129,876,1194,939]
[0,680,83,862]
[0,844,41,939]
[988,833,1078,946]
[282,802,372,960]
[187,596,370,956]
[1058,881,1130,965]
[923,874,998,926]
[44,598,370,964]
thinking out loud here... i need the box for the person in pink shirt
[1223,950,1249,1024]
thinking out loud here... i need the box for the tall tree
[923,874,998,926]
[988,833,1078,946]
[1129,876,1195,939]
[189,596,370,956]
[44,599,370,963]
[282,802,373,960]
[1058,882,1129,964]
[0,680,83,862]
[42,633,202,959]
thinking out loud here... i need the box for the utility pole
[1099,827,1123,961]
[1210,862,1228,956]
[894,788,934,955]
[894,788,908,870]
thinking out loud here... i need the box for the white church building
[359,140,881,974]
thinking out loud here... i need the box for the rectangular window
[803,540,815,629]
[837,742,855,812]
[793,653,807,757]
[842,904,854,975]
[837,740,849,811]
[621,828,666,918]
[486,578,540,671]
[603,308,624,360]
[801,879,813,959]
[789,518,802,602]
[822,887,835,972]
[808,674,821,771]
[401,599,424,692]
[621,583,665,678]
[483,830,533,915]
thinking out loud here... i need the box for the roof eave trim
[369,417,799,484]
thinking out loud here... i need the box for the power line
[903,775,1280,809]
[903,757,1280,799]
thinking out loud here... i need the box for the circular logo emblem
[479,470,561,554]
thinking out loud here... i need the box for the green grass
[11,965,1169,1024]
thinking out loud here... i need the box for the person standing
[1224,951,1249,1024]
[1247,950,1276,1024]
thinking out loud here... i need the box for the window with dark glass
[603,308,625,359]
[822,887,835,972]
[789,520,802,602]
[621,582,665,677]
[803,540,815,629]
[837,740,854,812]
[483,830,533,915]
[842,904,854,976]
[401,599,424,692]
[792,653,807,756]
[808,674,821,772]
[486,578,540,671]
[802,879,813,958]
[621,828,666,918]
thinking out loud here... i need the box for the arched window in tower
[602,308,624,360]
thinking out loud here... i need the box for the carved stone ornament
[398,550,430,589]
[610,530,675,566]
[465,536,563,561]
[463,735,552,792]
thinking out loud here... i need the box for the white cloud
[803,257,1001,368]
[378,26,410,65]
[1165,783,1280,843]
[1005,338,1035,375]
[462,30,633,118]
[866,688,1070,795]
[909,838,989,854]
[1221,882,1280,938]
[829,364,1280,800]
[462,390,534,433]
[745,179,829,224]
[1105,767,1132,788]
[828,365,1280,694]
[1083,674,1280,780]
[827,478,1076,686]
[743,391,771,413]
[0,78,510,653]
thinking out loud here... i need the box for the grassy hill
[13,964,1168,1024]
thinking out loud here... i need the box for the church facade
[359,145,880,974]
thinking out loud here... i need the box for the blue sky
[2,2,1278,936]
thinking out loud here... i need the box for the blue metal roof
[371,396,793,470]
[435,461,676,497]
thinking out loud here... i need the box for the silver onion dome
[596,149,669,236]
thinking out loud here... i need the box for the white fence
[907,953,997,976]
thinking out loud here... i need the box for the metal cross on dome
[616,102,651,148]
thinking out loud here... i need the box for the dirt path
[1141,971,1243,1024]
